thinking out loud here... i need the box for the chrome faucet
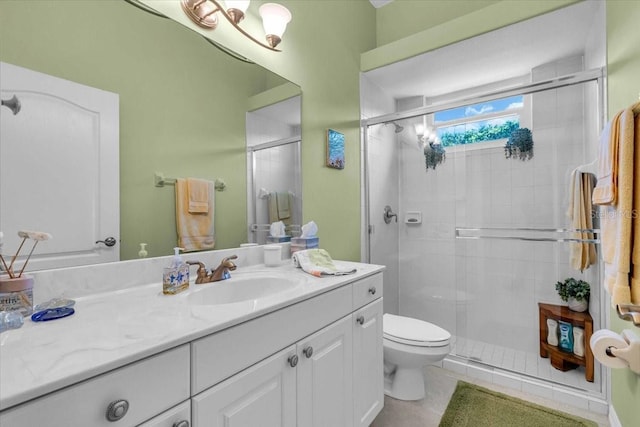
[187,255,237,284]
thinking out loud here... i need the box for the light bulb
[414,123,425,138]
[226,0,250,24]
[259,3,292,48]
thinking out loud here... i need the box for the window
[433,95,524,148]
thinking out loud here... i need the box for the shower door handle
[383,205,398,224]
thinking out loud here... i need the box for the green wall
[146,0,377,262]
[606,2,640,424]
[0,0,284,259]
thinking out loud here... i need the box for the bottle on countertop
[163,247,189,295]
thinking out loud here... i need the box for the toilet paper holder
[603,329,640,374]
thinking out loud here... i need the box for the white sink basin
[184,274,302,305]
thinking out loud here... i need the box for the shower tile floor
[453,336,601,392]
[371,364,610,427]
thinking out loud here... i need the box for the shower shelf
[538,303,594,382]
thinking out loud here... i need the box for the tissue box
[267,236,291,243]
[291,237,319,254]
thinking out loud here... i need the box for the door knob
[96,237,117,247]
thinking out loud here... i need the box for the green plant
[555,278,590,302]
[424,142,446,170]
[504,127,534,160]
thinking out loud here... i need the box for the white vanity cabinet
[190,272,383,427]
[0,268,384,427]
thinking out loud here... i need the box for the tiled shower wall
[398,57,602,374]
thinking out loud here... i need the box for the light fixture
[181,0,292,51]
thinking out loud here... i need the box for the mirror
[246,96,302,244]
[0,0,301,270]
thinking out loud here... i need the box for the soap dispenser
[163,247,189,295]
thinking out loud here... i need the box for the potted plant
[504,127,534,160]
[555,278,590,312]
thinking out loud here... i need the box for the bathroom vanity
[0,252,384,427]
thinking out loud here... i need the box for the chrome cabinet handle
[105,399,129,422]
[368,286,376,295]
[303,346,314,358]
[356,315,365,325]
[288,354,299,367]
[96,237,117,247]
[173,421,190,427]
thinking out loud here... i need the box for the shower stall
[360,1,607,405]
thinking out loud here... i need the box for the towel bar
[154,173,226,191]
[455,227,600,244]
[617,304,640,327]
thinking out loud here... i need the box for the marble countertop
[0,260,384,411]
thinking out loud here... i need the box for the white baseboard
[608,404,622,427]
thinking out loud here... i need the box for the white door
[0,61,119,271]
[353,299,384,427]
[297,315,354,427]
[191,345,297,427]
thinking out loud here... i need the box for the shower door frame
[361,67,609,397]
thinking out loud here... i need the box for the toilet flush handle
[356,315,365,325]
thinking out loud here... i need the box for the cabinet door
[297,315,353,427]
[191,345,297,427]
[353,299,384,427]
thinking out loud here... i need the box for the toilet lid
[383,314,451,347]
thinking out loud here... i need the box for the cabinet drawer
[352,273,382,310]
[138,400,190,427]
[0,345,190,427]
[191,284,352,394]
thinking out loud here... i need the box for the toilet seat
[383,313,451,348]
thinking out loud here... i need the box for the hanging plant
[424,142,446,170]
[504,127,534,161]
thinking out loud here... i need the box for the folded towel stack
[292,249,357,277]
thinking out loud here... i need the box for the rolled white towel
[292,248,356,277]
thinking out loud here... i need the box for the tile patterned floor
[453,337,601,392]
[371,365,610,427]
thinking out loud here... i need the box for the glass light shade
[414,123,425,137]
[226,0,250,13]
[259,3,292,38]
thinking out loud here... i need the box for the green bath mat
[439,381,597,427]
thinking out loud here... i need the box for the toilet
[383,313,451,401]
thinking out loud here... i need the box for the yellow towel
[630,112,640,304]
[276,192,291,220]
[595,108,634,306]
[568,170,596,271]
[187,178,210,214]
[268,192,293,225]
[175,178,215,252]
[592,112,622,205]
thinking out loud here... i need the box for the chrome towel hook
[1,95,21,115]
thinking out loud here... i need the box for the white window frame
[427,94,532,153]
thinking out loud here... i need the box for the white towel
[292,249,356,277]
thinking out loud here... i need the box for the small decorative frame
[326,129,345,169]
